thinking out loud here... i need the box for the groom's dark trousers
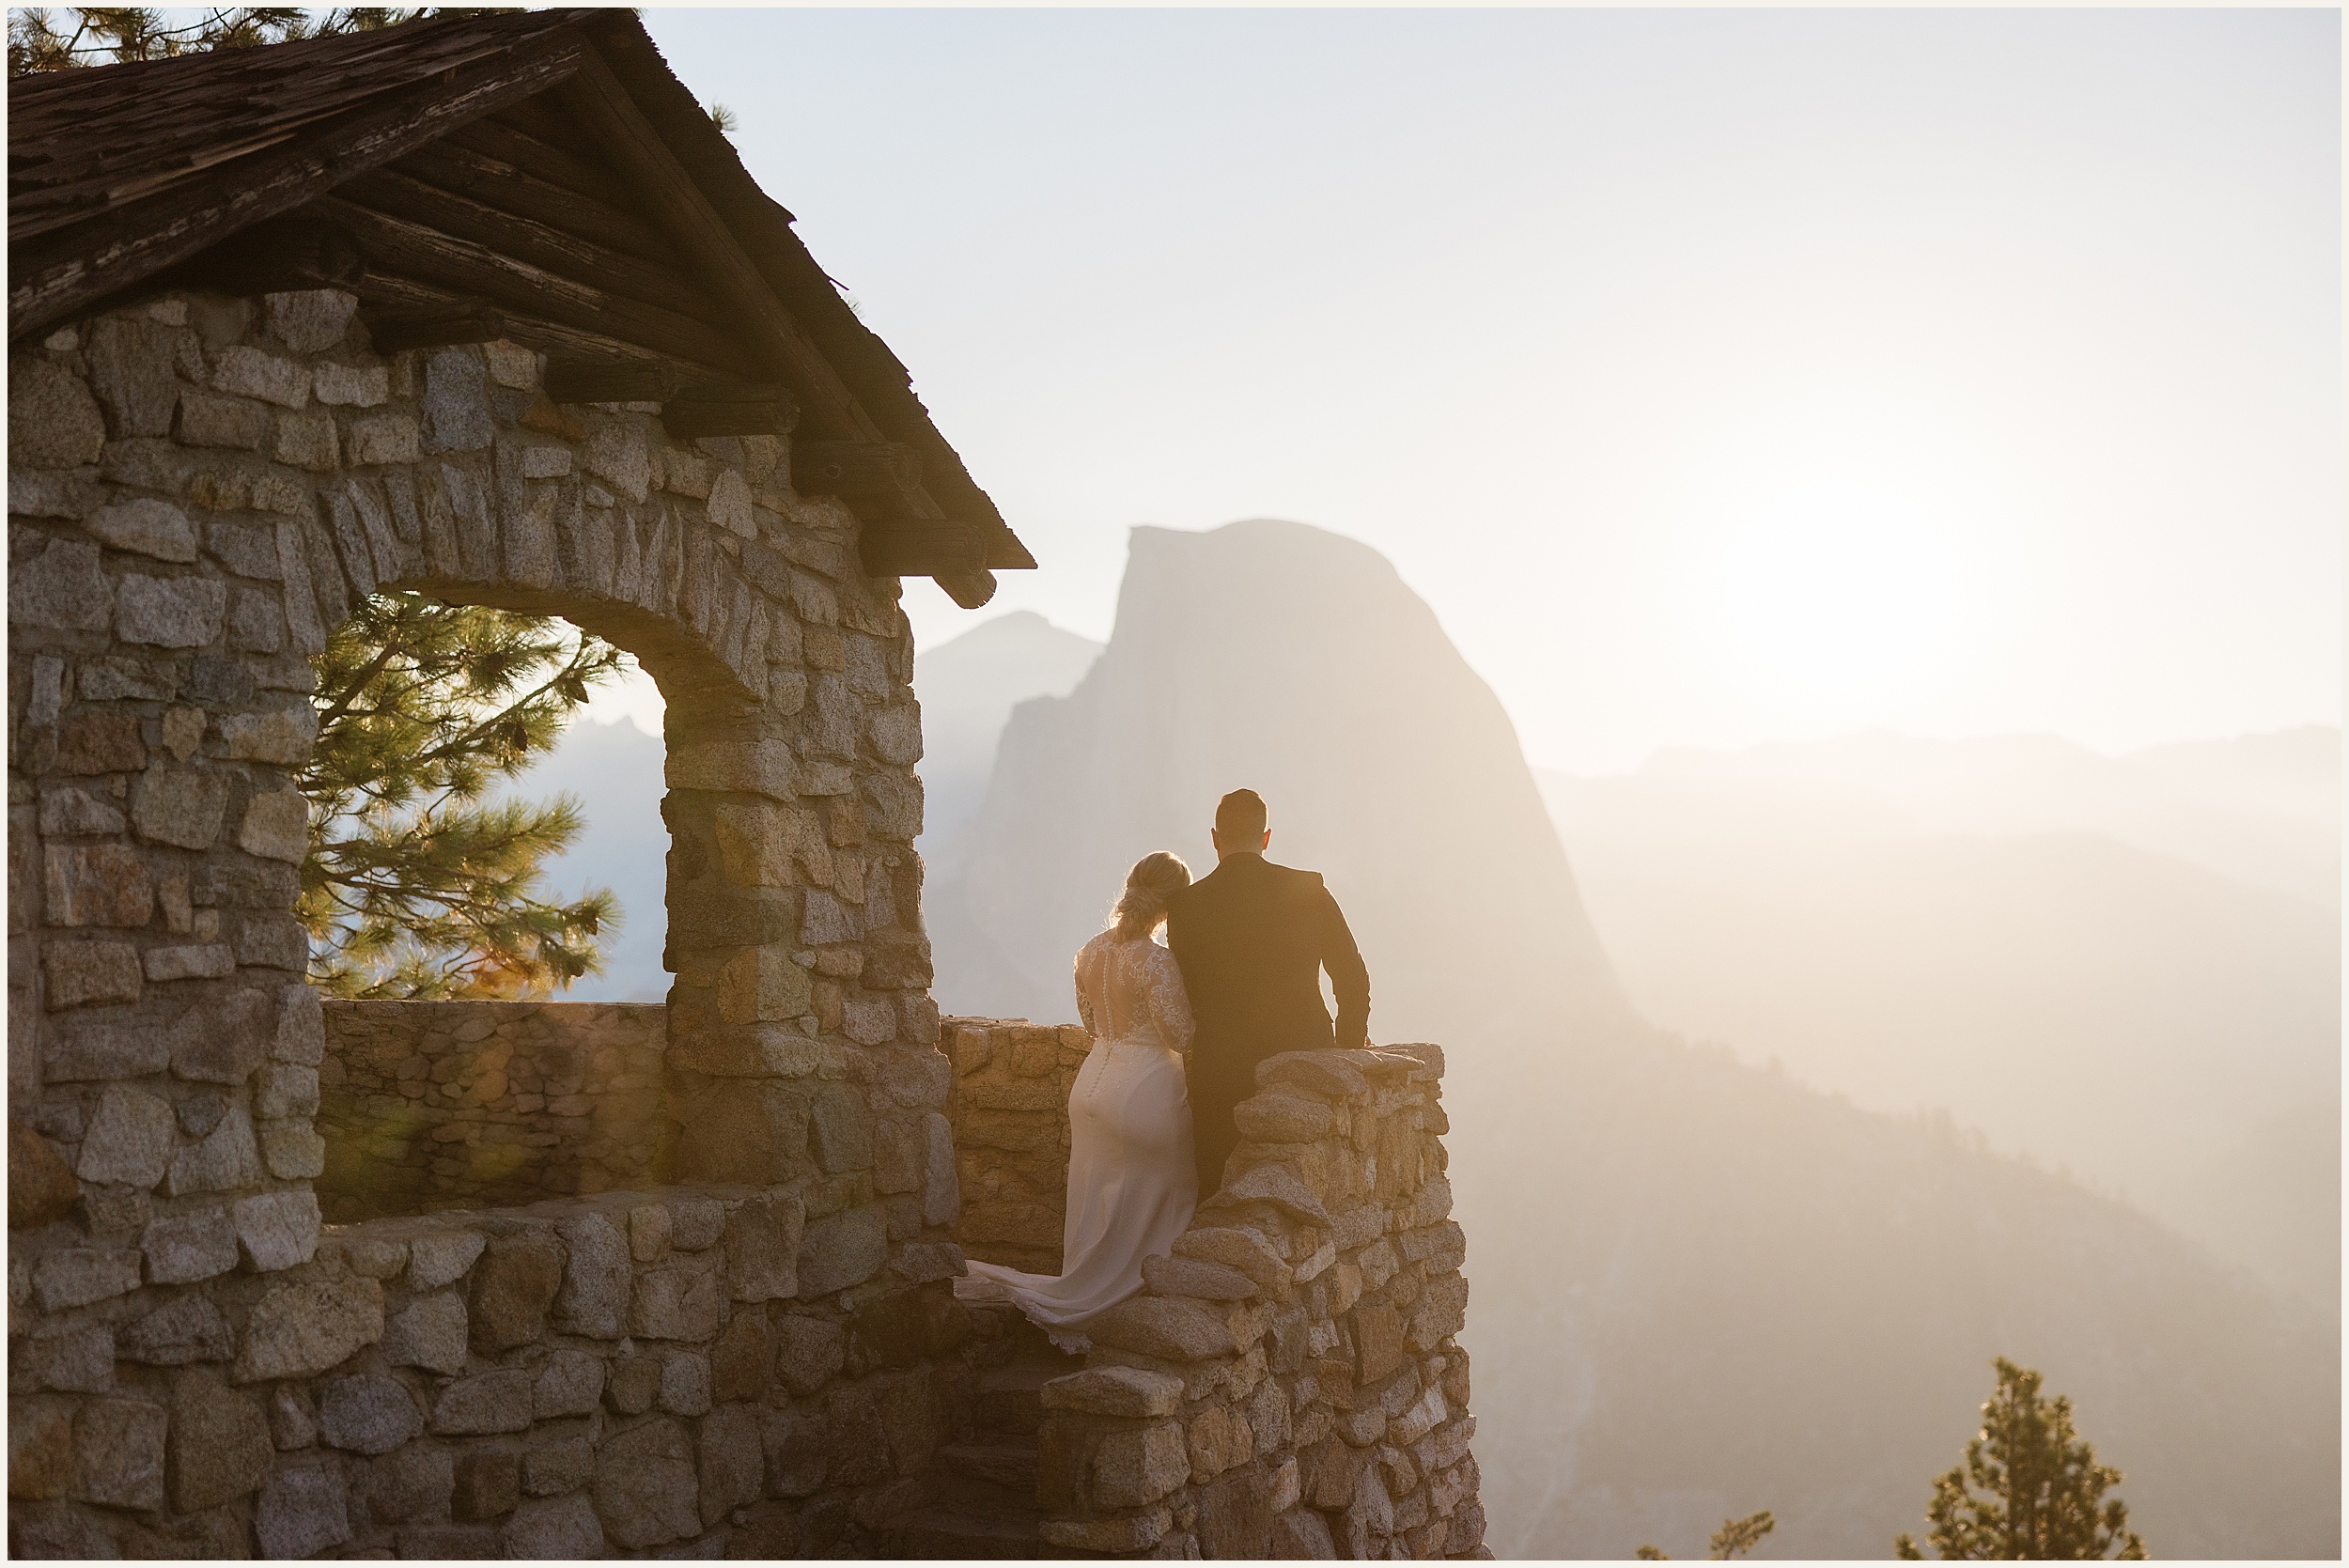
[1165,853,1370,1200]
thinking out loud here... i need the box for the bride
[955,852,1198,1350]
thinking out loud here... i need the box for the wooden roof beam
[553,45,883,446]
[350,272,733,380]
[792,442,924,506]
[315,195,760,376]
[555,40,1004,599]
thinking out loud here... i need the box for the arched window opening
[306,591,671,1221]
[303,590,630,1000]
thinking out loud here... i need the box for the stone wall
[316,1001,668,1223]
[1031,1045,1485,1560]
[8,1182,978,1559]
[942,1017,1091,1276]
[8,285,960,1558]
[7,283,1484,1559]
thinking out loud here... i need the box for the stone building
[7,10,1482,1558]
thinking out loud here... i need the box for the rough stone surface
[658,1351,712,1416]
[534,1346,605,1418]
[422,348,493,451]
[630,1260,724,1342]
[433,1368,536,1434]
[1088,1295,1240,1361]
[232,1186,321,1271]
[709,1309,772,1402]
[382,1290,469,1376]
[471,1235,566,1352]
[76,1085,177,1187]
[212,345,312,408]
[315,360,390,406]
[361,1441,455,1526]
[505,1492,606,1558]
[266,289,359,353]
[25,1326,115,1393]
[257,1461,353,1559]
[34,1246,142,1310]
[234,1273,384,1382]
[1091,1421,1191,1509]
[142,1204,241,1284]
[697,1403,765,1524]
[239,787,311,862]
[87,497,200,562]
[72,1394,169,1509]
[1145,1251,1262,1301]
[408,1228,486,1290]
[117,571,228,646]
[319,1372,423,1453]
[797,1203,888,1297]
[723,1190,802,1301]
[1041,1364,1188,1419]
[774,1313,847,1396]
[455,1446,521,1520]
[86,317,182,437]
[522,1434,595,1496]
[11,1121,82,1227]
[124,1294,235,1365]
[12,355,107,466]
[12,1396,76,1500]
[554,1214,631,1338]
[167,1371,274,1510]
[592,1417,700,1549]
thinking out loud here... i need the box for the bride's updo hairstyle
[1112,851,1191,939]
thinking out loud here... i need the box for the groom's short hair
[1216,788,1268,840]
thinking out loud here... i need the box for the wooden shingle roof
[8,8,1031,597]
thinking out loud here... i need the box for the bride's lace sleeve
[1144,944,1195,1052]
[1073,941,1098,1036]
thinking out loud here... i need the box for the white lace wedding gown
[954,930,1198,1351]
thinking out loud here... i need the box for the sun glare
[1703,483,1960,726]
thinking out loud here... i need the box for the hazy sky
[626,7,2339,772]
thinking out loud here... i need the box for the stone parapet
[942,1017,1091,1276]
[8,1182,978,1558]
[316,1001,668,1221]
[1033,1044,1486,1560]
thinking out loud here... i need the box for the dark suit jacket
[1166,852,1370,1079]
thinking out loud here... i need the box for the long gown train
[955,931,1197,1352]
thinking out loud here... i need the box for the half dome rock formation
[929,519,1635,1042]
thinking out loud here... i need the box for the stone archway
[9,291,968,1558]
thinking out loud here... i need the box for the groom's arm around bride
[1165,788,1372,1200]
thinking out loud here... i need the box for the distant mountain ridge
[1614,725,2340,907]
[1537,732,2341,1311]
[912,610,1104,871]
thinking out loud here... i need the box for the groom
[1165,788,1371,1199]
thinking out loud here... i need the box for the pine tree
[9,6,739,137]
[300,592,627,1000]
[1634,1510,1776,1560]
[1709,1512,1775,1560]
[1895,1359,2147,1560]
[8,8,432,73]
